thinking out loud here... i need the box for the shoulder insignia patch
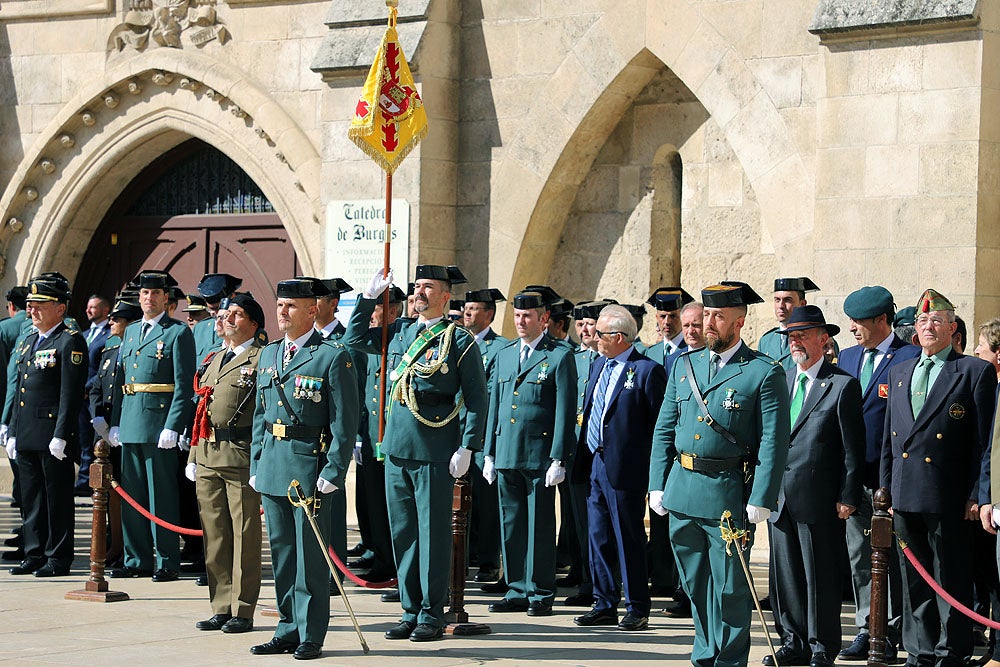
[71,351,84,365]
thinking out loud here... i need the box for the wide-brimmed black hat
[773,277,819,293]
[702,281,764,308]
[220,292,265,330]
[465,288,506,304]
[646,287,693,312]
[197,273,242,301]
[414,265,466,285]
[777,305,840,336]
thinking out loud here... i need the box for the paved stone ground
[0,494,838,666]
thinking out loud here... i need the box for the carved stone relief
[107,0,231,52]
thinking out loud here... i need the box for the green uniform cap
[916,288,955,313]
[844,285,895,320]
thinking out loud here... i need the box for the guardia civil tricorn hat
[646,287,693,312]
[773,277,819,293]
[414,265,467,285]
[701,281,764,308]
[276,278,323,299]
[465,288,506,304]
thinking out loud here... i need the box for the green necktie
[789,372,808,424]
[860,348,877,390]
[911,358,934,418]
[708,353,719,381]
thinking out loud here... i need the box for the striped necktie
[586,360,617,453]
[283,342,297,370]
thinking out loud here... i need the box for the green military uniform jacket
[757,327,793,371]
[193,317,222,363]
[574,348,597,439]
[344,297,488,461]
[650,342,791,520]
[189,341,261,468]
[0,310,26,356]
[112,315,196,442]
[485,334,577,469]
[250,332,359,494]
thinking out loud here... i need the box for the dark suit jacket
[838,335,920,468]
[775,360,865,524]
[880,350,997,515]
[576,348,666,492]
[85,321,111,381]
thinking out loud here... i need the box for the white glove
[482,455,496,485]
[91,416,110,439]
[0,424,8,443]
[184,462,197,482]
[649,490,668,516]
[316,477,338,494]
[353,443,363,466]
[177,433,191,451]
[108,426,122,447]
[48,437,67,461]
[5,437,15,461]
[544,460,566,487]
[248,475,257,491]
[157,428,178,450]
[746,504,771,524]
[992,505,1000,528]
[362,268,394,299]
[449,447,473,478]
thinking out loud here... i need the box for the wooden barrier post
[445,476,490,636]
[65,439,129,602]
[867,487,892,667]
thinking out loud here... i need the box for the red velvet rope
[111,480,398,589]
[900,539,1000,630]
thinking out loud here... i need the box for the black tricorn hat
[449,299,465,312]
[294,276,333,298]
[701,281,765,308]
[575,299,616,320]
[197,273,242,301]
[773,277,819,293]
[549,298,575,318]
[385,285,407,304]
[414,265,467,286]
[465,288,506,304]
[646,287,694,312]
[776,305,840,336]
[5,286,28,309]
[168,286,185,303]
[319,278,354,297]
[522,285,560,308]
[512,290,547,310]
[135,270,177,290]
[277,278,323,299]
[622,304,646,321]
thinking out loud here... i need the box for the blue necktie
[587,360,617,453]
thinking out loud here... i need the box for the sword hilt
[288,479,312,508]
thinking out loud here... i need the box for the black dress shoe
[2,548,25,562]
[33,563,69,577]
[574,608,619,626]
[809,652,833,667]
[109,566,152,579]
[364,568,396,583]
[348,556,375,570]
[762,645,811,666]
[409,623,443,642]
[648,584,675,597]
[9,558,45,575]
[380,589,400,603]
[195,574,208,586]
[481,579,508,594]
[759,595,772,611]
[384,620,416,640]
[250,637,297,655]
[474,567,501,582]
[661,599,692,618]
[839,631,870,660]
[618,612,648,631]
[195,614,232,631]
[152,568,179,582]
[564,593,595,607]
[489,598,529,613]
[221,617,254,634]
[526,601,553,617]
[293,642,322,660]
[346,543,366,558]
[3,535,22,547]
[556,574,582,587]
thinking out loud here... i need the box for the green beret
[844,285,894,320]
[894,306,916,327]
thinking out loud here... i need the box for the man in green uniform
[463,287,508,584]
[248,279,359,660]
[644,287,694,369]
[482,289,577,617]
[193,273,242,361]
[109,270,196,582]
[649,281,790,667]
[345,265,488,642]
[756,277,819,371]
[187,293,265,634]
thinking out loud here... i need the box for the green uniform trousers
[498,468,557,606]
[670,511,755,667]
[261,491,333,646]
[195,464,262,619]
[121,443,180,570]
[385,456,453,628]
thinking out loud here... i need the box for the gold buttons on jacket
[697,416,704,422]
[510,418,516,424]
[513,391,519,396]
[925,457,932,463]
[694,434,701,440]
[511,405,517,410]
[902,452,909,459]
[277,401,283,407]
[936,433,943,440]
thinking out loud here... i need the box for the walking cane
[720,510,780,666]
[288,480,370,654]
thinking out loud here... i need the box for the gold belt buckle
[123,384,135,395]
[272,423,286,439]
[680,452,696,471]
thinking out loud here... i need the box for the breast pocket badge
[721,387,740,411]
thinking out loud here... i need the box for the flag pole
[377,172,392,449]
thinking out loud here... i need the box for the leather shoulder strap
[682,353,739,447]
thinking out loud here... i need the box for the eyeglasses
[595,329,624,339]
[915,316,950,328]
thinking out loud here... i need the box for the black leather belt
[676,452,744,474]
[212,426,251,442]
[410,391,454,407]
[267,422,323,439]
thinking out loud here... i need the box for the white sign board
[325,199,410,321]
